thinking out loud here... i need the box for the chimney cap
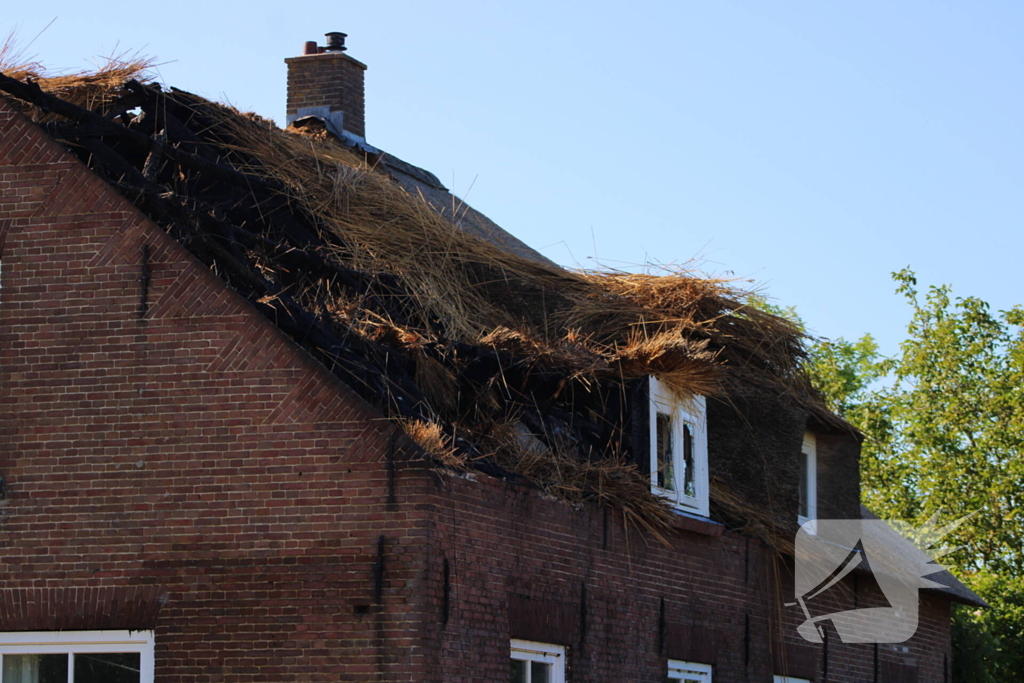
[324,32,348,53]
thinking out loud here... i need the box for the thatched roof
[377,149,558,268]
[0,56,845,539]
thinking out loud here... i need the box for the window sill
[666,508,723,537]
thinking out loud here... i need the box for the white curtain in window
[3,655,39,683]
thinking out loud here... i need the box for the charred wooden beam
[254,294,429,421]
[469,458,517,481]
[75,137,264,298]
[0,73,278,195]
[43,120,118,139]
[158,110,223,165]
[103,91,149,120]
[141,130,168,181]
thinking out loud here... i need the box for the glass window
[798,433,817,527]
[75,652,142,683]
[668,659,712,682]
[510,640,564,683]
[3,655,67,683]
[656,412,675,491]
[0,631,153,683]
[510,658,526,682]
[649,377,709,517]
[682,423,695,497]
[798,451,808,517]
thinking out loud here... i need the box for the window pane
[798,450,808,518]
[682,424,695,497]
[656,412,675,491]
[510,658,526,683]
[2,654,68,683]
[531,661,551,683]
[668,673,707,683]
[73,653,141,683]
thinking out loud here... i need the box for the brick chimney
[285,32,368,142]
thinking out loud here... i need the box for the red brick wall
[421,471,953,682]
[285,53,367,138]
[0,97,431,682]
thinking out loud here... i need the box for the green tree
[802,270,1024,681]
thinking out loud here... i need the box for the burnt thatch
[0,58,845,539]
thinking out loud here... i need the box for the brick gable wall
[0,96,432,682]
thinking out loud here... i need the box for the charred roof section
[0,57,844,539]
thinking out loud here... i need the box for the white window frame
[0,630,155,683]
[510,639,565,683]
[798,432,817,530]
[668,658,712,681]
[774,677,811,683]
[649,377,709,517]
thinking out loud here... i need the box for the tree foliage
[800,269,1024,680]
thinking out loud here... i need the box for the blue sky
[5,1,1023,354]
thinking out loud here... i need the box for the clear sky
[5,2,1023,354]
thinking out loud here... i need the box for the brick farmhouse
[0,33,982,682]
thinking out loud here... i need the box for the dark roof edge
[860,505,988,608]
[379,152,447,190]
